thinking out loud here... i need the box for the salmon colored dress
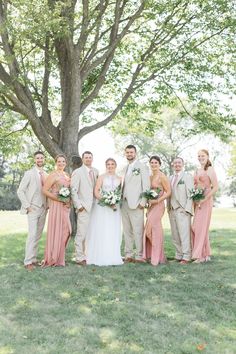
[143,178,166,266]
[191,169,217,261]
[43,174,71,266]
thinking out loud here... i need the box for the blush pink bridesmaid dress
[43,174,71,267]
[191,169,217,262]
[143,181,166,266]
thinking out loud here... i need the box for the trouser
[169,208,191,260]
[121,200,144,259]
[74,209,90,262]
[25,206,46,265]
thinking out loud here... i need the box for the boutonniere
[178,179,185,185]
[132,168,140,176]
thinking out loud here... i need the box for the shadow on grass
[0,229,236,353]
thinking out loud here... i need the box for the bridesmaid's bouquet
[189,187,205,201]
[58,186,71,202]
[141,188,161,200]
[98,186,122,211]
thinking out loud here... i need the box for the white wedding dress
[86,174,123,266]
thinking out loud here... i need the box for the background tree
[110,98,229,173]
[0,0,235,159]
[0,111,53,209]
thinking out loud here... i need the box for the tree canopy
[0,0,235,158]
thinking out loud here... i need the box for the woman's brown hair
[105,158,117,166]
[55,154,67,163]
[199,149,212,170]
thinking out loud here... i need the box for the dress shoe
[179,259,190,264]
[76,260,87,266]
[124,257,135,263]
[135,259,146,264]
[24,264,34,271]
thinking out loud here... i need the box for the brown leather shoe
[76,260,87,266]
[135,259,146,264]
[25,264,35,271]
[124,257,135,263]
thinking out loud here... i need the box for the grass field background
[0,208,236,354]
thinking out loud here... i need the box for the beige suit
[122,160,150,259]
[71,165,99,262]
[167,171,194,261]
[17,167,47,265]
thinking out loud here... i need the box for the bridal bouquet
[141,188,161,200]
[58,186,71,202]
[189,187,205,201]
[98,186,122,211]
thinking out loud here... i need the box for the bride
[86,158,123,266]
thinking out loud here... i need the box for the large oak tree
[0,0,235,158]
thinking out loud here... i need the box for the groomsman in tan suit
[71,151,98,265]
[17,151,47,270]
[122,145,150,262]
[167,157,194,264]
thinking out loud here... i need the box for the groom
[167,157,194,264]
[17,151,47,270]
[122,145,150,263]
[71,151,98,265]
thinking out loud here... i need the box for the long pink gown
[191,169,217,261]
[143,180,166,266]
[43,174,71,266]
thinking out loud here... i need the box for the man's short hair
[82,151,93,158]
[71,155,82,170]
[172,156,184,163]
[125,145,136,152]
[34,151,45,157]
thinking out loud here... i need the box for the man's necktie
[172,174,178,187]
[39,171,44,187]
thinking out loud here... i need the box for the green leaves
[0,0,235,158]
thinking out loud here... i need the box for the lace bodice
[102,174,121,192]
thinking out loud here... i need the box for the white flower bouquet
[141,188,161,200]
[189,187,205,201]
[98,186,122,211]
[58,186,71,202]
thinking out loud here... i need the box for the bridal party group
[17,145,218,271]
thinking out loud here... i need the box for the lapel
[90,168,96,185]
[175,171,184,186]
[33,167,41,189]
[174,171,184,192]
[126,160,138,183]
[82,165,91,186]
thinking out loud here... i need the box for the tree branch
[81,1,145,82]
[78,62,142,140]
[0,121,29,140]
[162,80,195,119]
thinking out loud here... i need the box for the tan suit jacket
[17,167,47,214]
[71,165,99,212]
[122,160,150,209]
[167,171,194,215]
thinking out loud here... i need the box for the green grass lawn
[0,209,236,354]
